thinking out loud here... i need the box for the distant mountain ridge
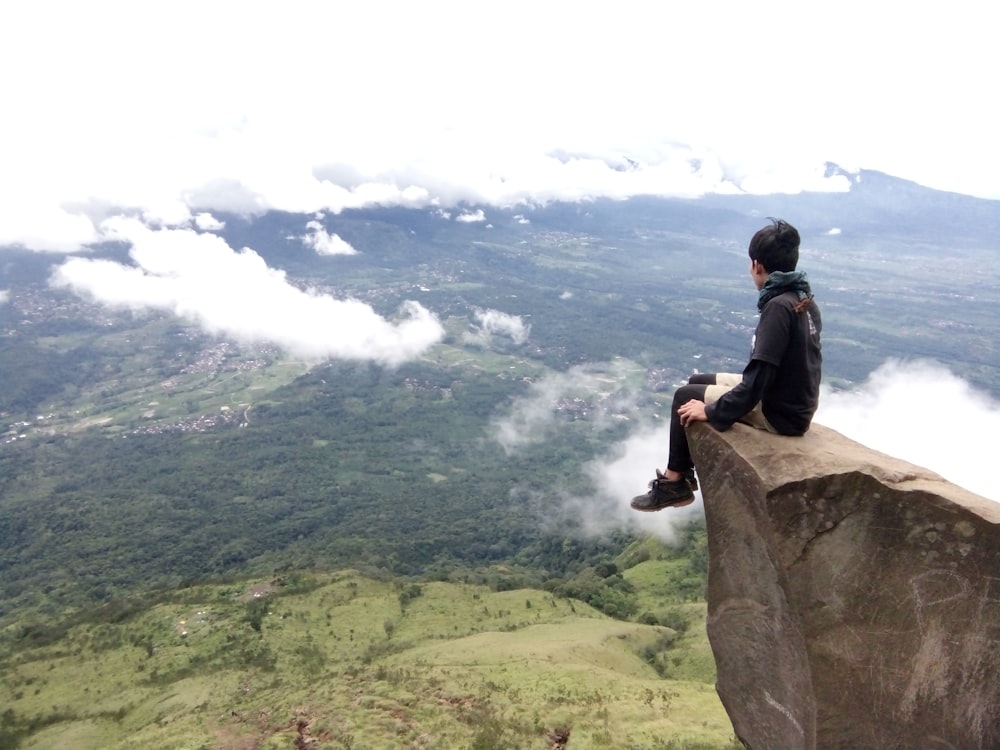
[210,162,999,269]
[697,162,1000,243]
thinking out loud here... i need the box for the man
[631,218,822,511]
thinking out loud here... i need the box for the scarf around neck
[757,270,812,311]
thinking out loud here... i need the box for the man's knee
[672,383,707,407]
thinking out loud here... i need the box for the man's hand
[677,399,708,427]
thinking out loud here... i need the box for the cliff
[687,422,1000,750]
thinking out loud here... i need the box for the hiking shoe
[631,475,695,512]
[657,467,698,492]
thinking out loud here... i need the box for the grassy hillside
[1,553,736,749]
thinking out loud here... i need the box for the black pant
[666,373,716,473]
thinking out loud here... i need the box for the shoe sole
[630,495,696,512]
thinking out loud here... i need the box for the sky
[2,2,997,513]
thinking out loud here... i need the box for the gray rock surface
[688,422,1000,750]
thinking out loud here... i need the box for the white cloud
[492,360,644,453]
[0,201,100,253]
[2,2,996,254]
[508,417,707,546]
[815,359,998,502]
[302,221,358,256]
[0,290,9,304]
[48,219,443,365]
[194,213,225,232]
[455,209,487,224]
[495,359,700,542]
[465,308,531,348]
[578,425,704,544]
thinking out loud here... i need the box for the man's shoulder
[763,290,802,309]
[756,293,821,340]
[762,291,820,317]
[757,292,799,322]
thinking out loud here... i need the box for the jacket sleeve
[704,359,777,431]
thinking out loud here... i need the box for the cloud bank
[49,219,443,365]
[539,358,999,547]
[3,3,996,254]
[814,359,999,502]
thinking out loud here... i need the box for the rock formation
[688,422,1000,750]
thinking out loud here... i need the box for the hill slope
[1,565,736,750]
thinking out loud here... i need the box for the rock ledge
[689,422,1000,750]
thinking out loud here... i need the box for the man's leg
[632,373,750,512]
[665,372,742,473]
[631,379,708,512]
[666,382,709,474]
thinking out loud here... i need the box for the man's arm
[703,359,777,430]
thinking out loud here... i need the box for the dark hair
[748,218,800,272]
